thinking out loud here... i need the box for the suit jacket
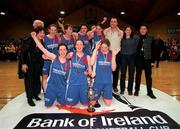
[136,35,155,62]
[21,36,43,66]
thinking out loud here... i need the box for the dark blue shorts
[42,60,51,75]
[93,82,112,100]
[66,83,89,105]
[45,84,66,107]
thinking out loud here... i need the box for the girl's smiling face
[75,40,85,52]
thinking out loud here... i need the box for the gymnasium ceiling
[0,0,180,28]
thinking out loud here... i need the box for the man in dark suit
[134,24,156,99]
[21,27,45,106]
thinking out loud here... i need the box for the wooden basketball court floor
[0,61,180,110]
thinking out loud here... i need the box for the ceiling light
[177,12,180,16]
[120,11,125,15]
[60,11,65,15]
[0,12,5,15]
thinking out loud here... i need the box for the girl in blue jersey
[31,32,69,107]
[42,24,60,93]
[60,24,75,52]
[90,24,105,51]
[91,39,120,106]
[66,39,94,107]
[89,23,105,107]
[73,24,95,55]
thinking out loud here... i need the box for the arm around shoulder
[31,32,56,61]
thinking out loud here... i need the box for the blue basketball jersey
[61,35,74,52]
[44,35,59,55]
[92,32,104,50]
[94,51,112,83]
[45,57,70,106]
[78,33,91,55]
[69,53,88,85]
[47,57,70,87]
[43,35,59,75]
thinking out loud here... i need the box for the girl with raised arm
[31,32,70,107]
[91,39,120,106]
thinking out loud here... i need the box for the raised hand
[31,32,36,38]
[58,17,64,24]
[101,17,107,25]
[42,54,49,60]
[103,17,107,22]
[95,40,101,50]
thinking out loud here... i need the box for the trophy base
[87,108,95,112]
[94,101,101,108]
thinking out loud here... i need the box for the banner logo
[14,93,180,129]
[14,110,180,129]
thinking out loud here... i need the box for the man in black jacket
[21,27,45,106]
[18,20,44,79]
[134,24,156,99]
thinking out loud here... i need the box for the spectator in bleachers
[5,42,16,61]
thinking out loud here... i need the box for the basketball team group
[20,17,157,108]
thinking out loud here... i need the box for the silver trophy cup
[87,77,95,112]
